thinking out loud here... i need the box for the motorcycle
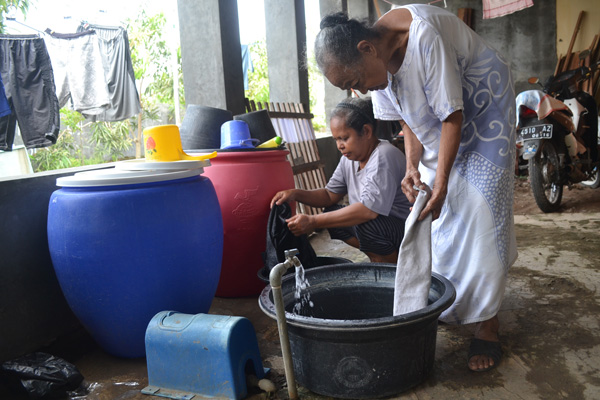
[515,50,600,212]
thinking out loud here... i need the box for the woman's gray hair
[314,12,379,74]
[331,97,377,136]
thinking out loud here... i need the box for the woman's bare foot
[468,316,500,371]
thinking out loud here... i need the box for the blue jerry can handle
[157,311,196,331]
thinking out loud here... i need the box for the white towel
[393,185,432,316]
[482,0,534,19]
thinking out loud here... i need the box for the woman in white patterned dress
[314,4,517,372]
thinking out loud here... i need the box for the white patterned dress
[372,4,517,324]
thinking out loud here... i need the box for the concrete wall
[0,168,112,361]
[556,0,600,58]
[381,1,557,95]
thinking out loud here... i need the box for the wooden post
[563,11,585,73]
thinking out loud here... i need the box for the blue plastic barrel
[47,165,223,358]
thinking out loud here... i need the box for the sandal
[468,338,502,372]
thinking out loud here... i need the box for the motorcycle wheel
[528,140,563,212]
[580,167,600,189]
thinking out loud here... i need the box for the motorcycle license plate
[519,124,553,140]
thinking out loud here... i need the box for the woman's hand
[270,189,297,208]
[402,170,446,221]
[419,185,447,221]
[286,214,316,236]
[401,168,423,203]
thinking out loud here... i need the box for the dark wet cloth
[263,202,318,272]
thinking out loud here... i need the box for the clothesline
[5,17,44,34]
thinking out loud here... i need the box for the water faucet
[268,248,300,400]
[269,248,300,288]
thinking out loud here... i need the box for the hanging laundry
[482,0,534,19]
[241,44,254,91]
[0,34,60,151]
[0,74,10,118]
[43,29,111,115]
[77,23,141,122]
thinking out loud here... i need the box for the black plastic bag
[1,352,84,399]
[263,202,318,273]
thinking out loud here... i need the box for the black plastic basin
[257,256,352,283]
[258,263,455,399]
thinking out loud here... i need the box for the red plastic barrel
[197,150,295,297]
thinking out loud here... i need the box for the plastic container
[144,311,267,400]
[257,256,353,283]
[194,150,295,297]
[47,166,223,358]
[259,263,456,398]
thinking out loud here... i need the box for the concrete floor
[2,212,599,400]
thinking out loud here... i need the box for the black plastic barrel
[258,263,455,398]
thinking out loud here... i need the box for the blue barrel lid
[56,166,204,187]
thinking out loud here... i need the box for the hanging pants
[77,24,141,121]
[43,29,110,116]
[0,35,60,151]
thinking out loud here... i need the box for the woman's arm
[399,121,424,203]
[286,202,378,236]
[420,110,462,220]
[270,188,343,208]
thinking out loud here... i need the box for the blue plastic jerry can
[143,311,268,400]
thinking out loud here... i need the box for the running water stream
[293,263,313,316]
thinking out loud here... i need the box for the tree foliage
[0,0,28,33]
[90,120,133,161]
[29,109,82,172]
[128,10,184,115]
[246,40,270,104]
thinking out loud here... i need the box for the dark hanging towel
[0,34,60,151]
[77,23,141,122]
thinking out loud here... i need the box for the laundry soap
[257,136,282,148]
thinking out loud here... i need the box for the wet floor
[1,212,599,399]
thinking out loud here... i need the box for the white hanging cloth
[393,185,432,316]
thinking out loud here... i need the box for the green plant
[90,120,134,161]
[29,108,86,172]
[128,10,183,115]
[307,55,326,132]
[29,132,78,172]
[246,40,270,103]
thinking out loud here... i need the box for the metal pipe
[269,249,299,399]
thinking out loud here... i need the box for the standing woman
[314,4,517,372]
